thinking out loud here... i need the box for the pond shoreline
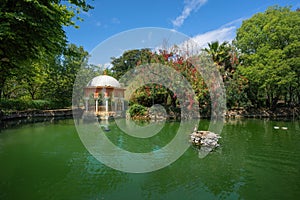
[1,107,299,121]
[224,107,300,119]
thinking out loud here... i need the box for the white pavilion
[83,74,125,119]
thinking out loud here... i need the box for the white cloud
[191,17,245,49]
[173,18,244,57]
[172,0,207,28]
[191,26,236,48]
[175,26,236,57]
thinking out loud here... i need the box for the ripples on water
[0,118,299,199]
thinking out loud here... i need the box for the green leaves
[111,49,152,80]
[0,0,93,98]
[128,104,147,117]
[204,41,230,65]
[43,44,90,107]
[236,6,300,108]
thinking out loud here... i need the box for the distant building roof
[87,75,121,88]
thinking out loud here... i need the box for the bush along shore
[128,106,300,120]
[0,108,83,121]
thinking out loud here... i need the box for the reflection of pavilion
[83,75,126,119]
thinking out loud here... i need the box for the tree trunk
[266,91,271,108]
[271,96,278,110]
[0,76,6,100]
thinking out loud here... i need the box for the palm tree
[204,41,237,81]
[204,41,230,67]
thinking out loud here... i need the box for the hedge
[0,99,57,111]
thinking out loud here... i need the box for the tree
[111,49,152,79]
[203,41,245,109]
[235,6,300,108]
[21,61,47,100]
[43,44,90,107]
[0,0,93,98]
[0,44,91,108]
[204,41,239,80]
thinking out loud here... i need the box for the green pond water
[0,118,300,200]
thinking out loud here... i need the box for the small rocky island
[190,130,221,156]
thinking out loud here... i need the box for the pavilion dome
[87,75,121,88]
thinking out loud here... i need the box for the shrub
[128,104,147,117]
[0,99,56,111]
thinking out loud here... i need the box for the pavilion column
[95,98,99,112]
[105,97,109,112]
[84,97,89,111]
[94,91,99,113]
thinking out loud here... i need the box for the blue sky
[65,0,299,53]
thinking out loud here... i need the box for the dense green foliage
[0,99,55,111]
[235,6,300,108]
[128,103,147,117]
[1,44,92,109]
[0,0,93,110]
[111,49,153,80]
[44,44,91,107]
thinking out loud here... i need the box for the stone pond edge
[0,108,84,121]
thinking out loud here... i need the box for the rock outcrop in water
[190,130,221,153]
